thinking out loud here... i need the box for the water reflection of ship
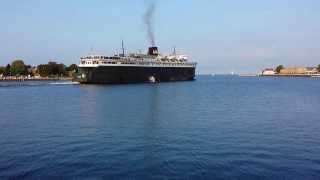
[143,85,163,165]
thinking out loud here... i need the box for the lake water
[0,76,320,179]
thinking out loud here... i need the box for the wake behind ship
[75,46,197,84]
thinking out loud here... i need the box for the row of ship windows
[81,58,187,62]
[81,56,121,60]
[81,61,121,65]
[82,61,102,64]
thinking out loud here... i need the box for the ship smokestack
[148,47,158,56]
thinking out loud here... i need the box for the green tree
[37,62,66,77]
[10,60,27,76]
[65,64,78,73]
[48,62,66,76]
[37,64,50,77]
[0,66,5,75]
[4,64,11,76]
[275,65,284,73]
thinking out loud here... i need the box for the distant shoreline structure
[259,65,320,78]
[0,60,78,82]
[260,74,320,78]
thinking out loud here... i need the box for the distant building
[262,68,275,75]
[305,67,318,75]
[280,67,307,75]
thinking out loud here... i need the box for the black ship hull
[75,66,196,84]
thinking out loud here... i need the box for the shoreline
[260,74,320,78]
[0,77,73,82]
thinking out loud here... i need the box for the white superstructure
[79,54,197,68]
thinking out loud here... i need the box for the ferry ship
[75,46,197,84]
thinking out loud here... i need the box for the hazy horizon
[0,0,319,74]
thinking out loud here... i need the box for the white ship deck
[78,55,197,68]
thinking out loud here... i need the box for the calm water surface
[0,76,320,179]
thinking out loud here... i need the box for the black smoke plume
[144,1,156,46]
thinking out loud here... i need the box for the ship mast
[121,40,125,57]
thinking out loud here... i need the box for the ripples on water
[0,76,320,179]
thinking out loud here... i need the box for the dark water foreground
[0,76,319,179]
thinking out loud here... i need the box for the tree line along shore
[0,60,78,81]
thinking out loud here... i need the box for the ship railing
[80,59,196,67]
[124,61,195,67]
[105,59,195,65]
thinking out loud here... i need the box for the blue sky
[0,0,319,73]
